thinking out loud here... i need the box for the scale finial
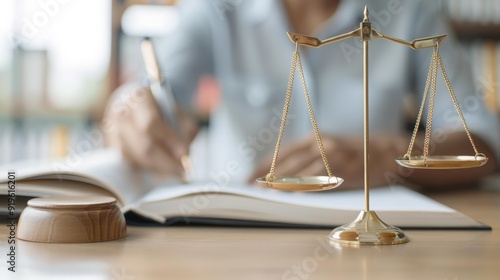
[363,6,369,21]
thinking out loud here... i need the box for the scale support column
[327,7,410,245]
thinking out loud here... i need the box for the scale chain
[266,43,333,183]
[437,53,480,156]
[405,49,436,159]
[404,46,481,161]
[296,48,333,178]
[266,44,298,183]
[422,49,439,161]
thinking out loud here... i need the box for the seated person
[104,0,498,191]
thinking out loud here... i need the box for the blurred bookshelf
[0,116,101,165]
[443,0,500,114]
[0,0,184,166]
[451,22,500,40]
[0,0,111,165]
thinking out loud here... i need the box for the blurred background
[0,0,498,165]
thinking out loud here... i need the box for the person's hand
[250,134,408,189]
[103,84,198,175]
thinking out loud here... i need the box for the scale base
[328,210,409,245]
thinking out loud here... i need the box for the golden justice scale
[256,7,488,245]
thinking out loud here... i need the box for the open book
[0,149,490,229]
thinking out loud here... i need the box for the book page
[133,184,486,228]
[134,192,482,229]
[137,182,454,213]
[0,149,155,207]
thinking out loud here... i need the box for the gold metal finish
[400,44,488,169]
[288,29,446,51]
[325,7,409,246]
[396,155,488,169]
[361,13,371,212]
[256,176,343,191]
[287,29,360,48]
[256,41,342,192]
[372,30,447,50]
[258,5,487,245]
[328,211,409,245]
[411,35,447,49]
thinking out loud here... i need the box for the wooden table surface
[1,188,499,280]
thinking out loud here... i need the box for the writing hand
[103,84,198,175]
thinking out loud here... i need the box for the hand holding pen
[140,38,195,178]
[103,40,197,179]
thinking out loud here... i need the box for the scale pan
[256,176,343,191]
[395,155,488,169]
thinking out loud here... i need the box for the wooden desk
[1,189,499,280]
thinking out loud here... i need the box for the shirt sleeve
[156,0,215,111]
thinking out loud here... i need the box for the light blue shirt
[158,0,499,181]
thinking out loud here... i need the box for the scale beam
[287,30,360,48]
[372,30,447,50]
[287,29,447,50]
